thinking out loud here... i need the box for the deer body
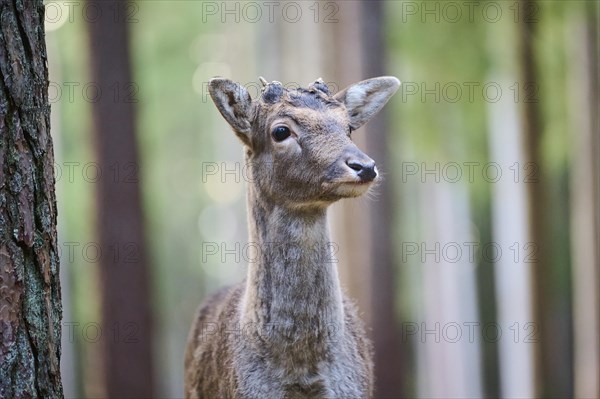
[185,76,400,399]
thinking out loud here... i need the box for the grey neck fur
[240,163,345,362]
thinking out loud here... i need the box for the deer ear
[334,77,400,130]
[208,78,253,146]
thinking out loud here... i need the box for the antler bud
[309,78,330,95]
[261,80,284,103]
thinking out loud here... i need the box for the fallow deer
[185,76,400,398]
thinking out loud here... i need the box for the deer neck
[240,181,345,342]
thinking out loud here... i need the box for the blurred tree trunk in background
[86,2,155,397]
[519,0,569,396]
[0,0,63,397]
[361,1,405,397]
[519,1,545,395]
[485,9,535,397]
[569,2,600,397]
[328,1,404,397]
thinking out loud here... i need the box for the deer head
[208,76,400,209]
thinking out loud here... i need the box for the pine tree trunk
[0,0,64,397]
[86,2,155,397]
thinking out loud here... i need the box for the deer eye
[272,126,291,142]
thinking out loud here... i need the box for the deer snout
[345,151,377,182]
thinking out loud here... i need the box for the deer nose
[346,158,377,182]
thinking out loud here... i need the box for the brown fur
[185,77,400,398]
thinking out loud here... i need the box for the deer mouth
[322,178,375,198]
[347,180,372,185]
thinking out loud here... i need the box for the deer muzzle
[344,148,377,183]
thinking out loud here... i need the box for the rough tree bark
[86,1,155,397]
[0,0,63,397]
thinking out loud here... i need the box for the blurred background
[44,0,598,398]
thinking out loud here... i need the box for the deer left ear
[334,76,400,130]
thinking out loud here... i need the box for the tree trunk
[86,2,155,397]
[361,1,405,397]
[519,0,555,396]
[0,0,63,397]
[569,2,600,397]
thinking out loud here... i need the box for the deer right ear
[208,78,253,146]
[334,77,400,130]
